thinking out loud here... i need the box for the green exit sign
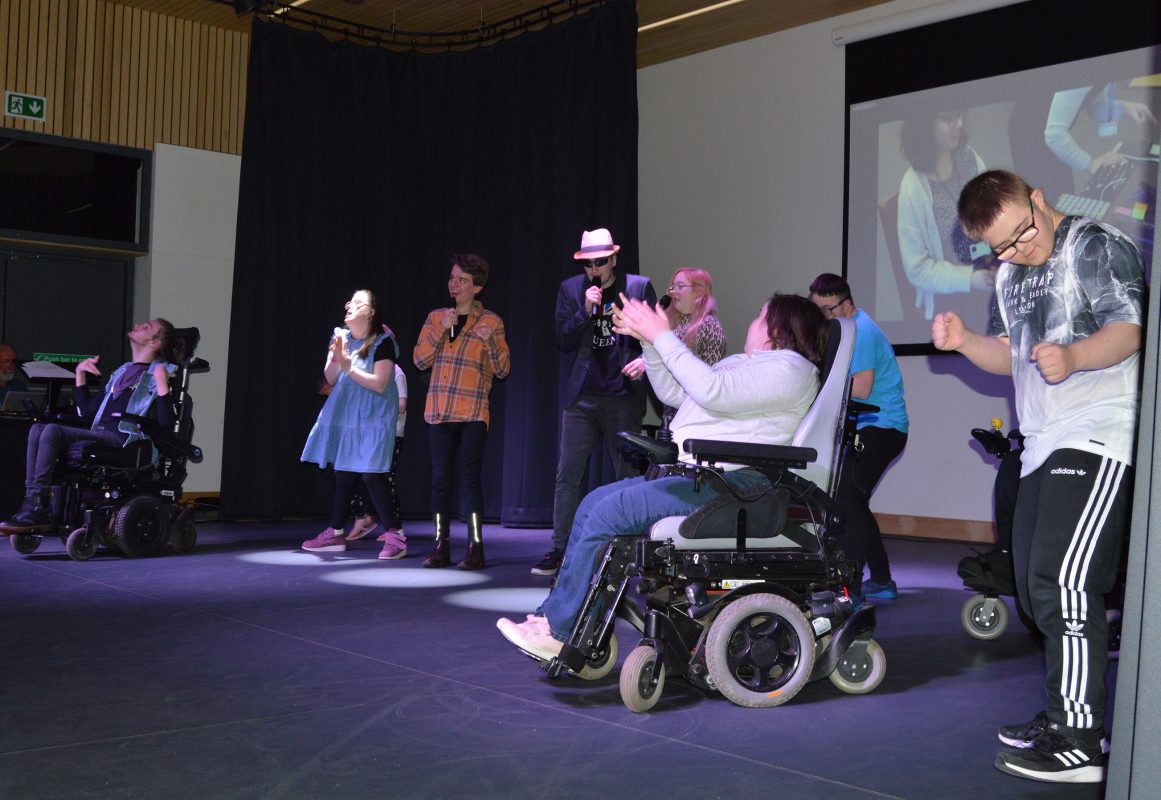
[5,90,46,122]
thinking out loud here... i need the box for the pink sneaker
[376,527,406,542]
[302,527,346,552]
[377,530,407,560]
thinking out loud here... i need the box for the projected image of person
[933,169,1143,785]
[1046,84,1156,177]
[1010,83,1158,205]
[300,291,405,558]
[898,109,995,320]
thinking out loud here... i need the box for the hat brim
[573,244,620,260]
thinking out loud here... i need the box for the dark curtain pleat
[220,2,638,526]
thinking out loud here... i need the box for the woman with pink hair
[658,267,726,431]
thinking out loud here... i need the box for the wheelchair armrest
[847,399,879,418]
[683,438,817,470]
[617,431,679,465]
[117,412,203,464]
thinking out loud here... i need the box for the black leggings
[331,470,399,531]
[349,437,404,524]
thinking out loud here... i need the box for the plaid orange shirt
[413,301,510,427]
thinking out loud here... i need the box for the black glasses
[819,298,848,317]
[993,196,1038,261]
[582,257,610,268]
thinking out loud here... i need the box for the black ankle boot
[4,492,51,531]
[458,512,485,570]
[422,513,451,568]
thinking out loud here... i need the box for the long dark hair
[765,294,828,367]
[900,109,969,175]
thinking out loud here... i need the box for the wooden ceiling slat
[102,0,893,67]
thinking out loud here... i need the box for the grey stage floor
[0,521,1116,799]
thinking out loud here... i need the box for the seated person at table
[496,293,827,661]
[0,320,179,532]
[0,342,29,402]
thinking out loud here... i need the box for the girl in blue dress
[300,290,405,559]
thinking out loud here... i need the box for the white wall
[134,143,240,494]
[638,0,1006,523]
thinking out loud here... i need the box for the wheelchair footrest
[551,643,590,676]
[810,604,877,682]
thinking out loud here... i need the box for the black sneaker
[999,711,1109,752]
[995,724,1107,784]
[530,548,563,577]
[998,710,1049,748]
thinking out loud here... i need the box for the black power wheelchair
[8,327,209,562]
[537,316,887,711]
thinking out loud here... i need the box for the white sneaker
[496,617,562,662]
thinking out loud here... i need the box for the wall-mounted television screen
[0,128,150,254]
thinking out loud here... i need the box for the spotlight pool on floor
[322,567,492,588]
[443,587,550,613]
[236,550,370,567]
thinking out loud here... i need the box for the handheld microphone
[448,299,457,338]
[658,295,672,310]
[590,276,602,317]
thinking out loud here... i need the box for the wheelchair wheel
[705,593,815,708]
[113,495,169,558]
[961,594,1009,640]
[576,632,619,681]
[169,509,197,554]
[10,533,41,554]
[66,527,98,561]
[619,645,666,713]
[828,638,887,695]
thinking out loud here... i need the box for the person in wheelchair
[1,319,179,532]
[497,293,828,662]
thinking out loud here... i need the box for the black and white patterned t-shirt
[988,216,1144,474]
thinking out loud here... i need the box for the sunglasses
[581,257,611,268]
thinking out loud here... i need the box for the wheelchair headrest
[791,316,855,489]
[816,318,843,392]
[174,327,201,363]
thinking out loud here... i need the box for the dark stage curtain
[220,2,638,527]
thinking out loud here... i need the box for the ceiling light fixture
[272,0,312,16]
[637,0,747,33]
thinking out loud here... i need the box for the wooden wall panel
[0,0,248,154]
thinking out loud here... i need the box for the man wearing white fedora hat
[532,228,656,576]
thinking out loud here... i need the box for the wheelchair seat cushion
[678,485,789,540]
[67,439,153,470]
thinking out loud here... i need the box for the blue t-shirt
[850,309,908,433]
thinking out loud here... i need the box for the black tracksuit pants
[1012,448,1132,733]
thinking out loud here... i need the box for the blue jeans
[551,394,642,551]
[538,469,770,640]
